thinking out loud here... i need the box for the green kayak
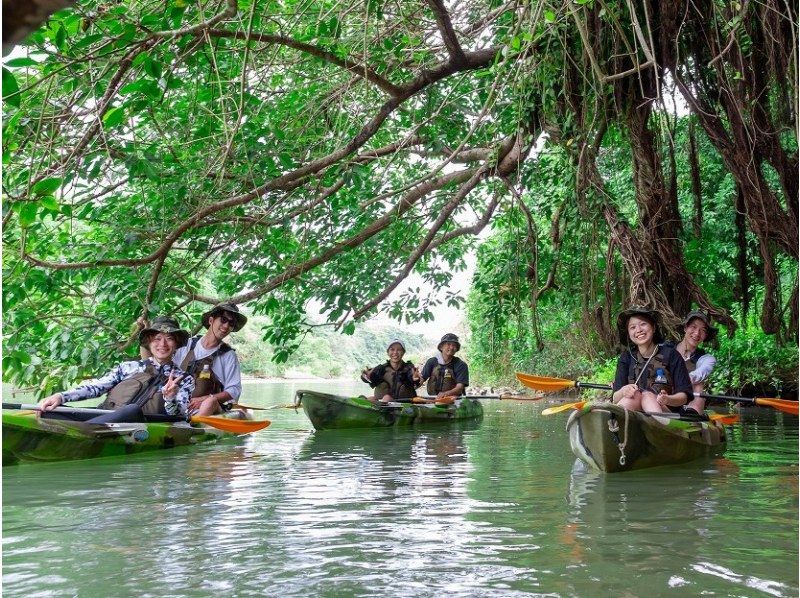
[295,390,484,431]
[2,409,249,465]
[566,402,726,473]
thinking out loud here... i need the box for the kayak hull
[295,390,484,431]
[566,402,726,473]
[2,409,249,465]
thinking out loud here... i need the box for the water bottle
[652,368,667,394]
[199,364,211,380]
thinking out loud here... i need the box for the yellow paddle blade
[412,397,433,404]
[755,398,799,416]
[190,416,271,434]
[541,401,586,415]
[515,372,576,392]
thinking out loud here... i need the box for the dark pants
[85,404,147,424]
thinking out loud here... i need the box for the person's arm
[689,353,716,384]
[38,363,132,411]
[611,353,639,403]
[420,358,434,382]
[163,371,195,419]
[660,350,692,406]
[208,351,241,405]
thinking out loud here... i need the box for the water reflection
[3,384,797,597]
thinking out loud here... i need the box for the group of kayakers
[37,304,247,423]
[612,307,717,417]
[35,297,718,423]
[360,333,469,404]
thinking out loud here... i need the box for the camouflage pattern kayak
[566,402,726,473]
[2,408,250,465]
[295,390,484,431]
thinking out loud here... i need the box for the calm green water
[3,381,798,597]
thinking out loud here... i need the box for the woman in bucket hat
[420,333,469,401]
[611,307,693,414]
[38,316,195,422]
[361,338,422,404]
[671,310,719,416]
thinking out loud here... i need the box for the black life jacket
[98,361,166,415]
[179,336,233,398]
[426,357,465,395]
[626,344,672,394]
[369,361,418,400]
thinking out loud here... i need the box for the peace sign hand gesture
[162,372,181,400]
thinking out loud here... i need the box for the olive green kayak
[566,402,726,473]
[295,390,484,431]
[2,409,249,465]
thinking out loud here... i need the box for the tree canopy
[3,0,797,393]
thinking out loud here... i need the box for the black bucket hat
[616,306,663,346]
[138,316,190,348]
[679,310,718,344]
[437,333,461,352]
[202,303,247,332]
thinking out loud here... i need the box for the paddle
[412,393,544,404]
[1,402,270,434]
[539,401,739,424]
[515,373,798,416]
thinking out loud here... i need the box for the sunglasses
[217,315,237,326]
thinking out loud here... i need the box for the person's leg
[640,391,666,413]
[195,396,222,416]
[85,404,146,423]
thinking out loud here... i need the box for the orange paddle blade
[709,413,740,425]
[541,401,586,415]
[755,398,799,416]
[190,416,271,434]
[515,372,576,392]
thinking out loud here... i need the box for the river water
[3,380,798,597]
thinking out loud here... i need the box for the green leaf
[5,58,39,68]
[2,68,20,107]
[102,106,125,128]
[32,177,62,195]
[18,202,38,227]
[544,10,556,22]
[40,195,59,211]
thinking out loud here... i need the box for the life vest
[369,362,418,400]
[683,347,706,374]
[626,344,672,394]
[426,357,465,395]
[179,336,233,398]
[98,361,166,415]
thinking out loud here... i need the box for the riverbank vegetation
[2,1,796,396]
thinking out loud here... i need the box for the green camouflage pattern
[566,402,726,473]
[2,410,244,465]
[296,390,484,431]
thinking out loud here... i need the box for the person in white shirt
[672,310,718,416]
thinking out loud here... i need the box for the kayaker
[420,333,470,401]
[611,307,692,414]
[37,316,195,422]
[361,339,422,404]
[172,303,247,417]
[670,310,718,416]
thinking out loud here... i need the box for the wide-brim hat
[437,333,461,352]
[679,310,718,344]
[616,306,663,346]
[202,303,247,332]
[138,316,190,348]
[386,338,406,352]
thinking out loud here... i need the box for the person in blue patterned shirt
[38,316,195,422]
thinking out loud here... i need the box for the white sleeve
[211,350,242,400]
[689,353,716,383]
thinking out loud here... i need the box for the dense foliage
[2,0,796,395]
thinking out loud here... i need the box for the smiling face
[440,341,458,361]
[683,318,708,349]
[387,343,405,364]
[626,316,655,349]
[148,332,178,364]
[208,312,236,340]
